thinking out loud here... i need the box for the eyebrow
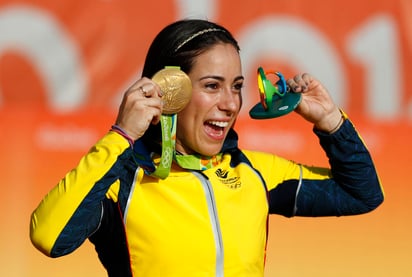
[199,75,244,82]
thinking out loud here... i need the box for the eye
[205,82,220,91]
[233,82,243,93]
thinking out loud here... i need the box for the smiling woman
[176,43,243,156]
[29,19,384,277]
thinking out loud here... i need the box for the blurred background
[0,0,411,276]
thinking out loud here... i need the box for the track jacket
[30,117,384,277]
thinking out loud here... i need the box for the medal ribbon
[150,114,176,179]
[132,114,222,177]
[174,152,222,171]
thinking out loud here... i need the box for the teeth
[208,121,229,128]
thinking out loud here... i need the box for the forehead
[191,43,242,77]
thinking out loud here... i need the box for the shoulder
[241,149,287,166]
[234,149,301,191]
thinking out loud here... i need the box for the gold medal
[152,67,192,114]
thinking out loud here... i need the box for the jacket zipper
[192,171,224,277]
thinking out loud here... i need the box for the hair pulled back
[142,19,240,78]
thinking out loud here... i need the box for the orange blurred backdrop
[0,0,411,276]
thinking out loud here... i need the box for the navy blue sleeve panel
[50,148,136,257]
[89,199,133,277]
[295,119,384,217]
[268,180,299,217]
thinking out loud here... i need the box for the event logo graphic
[215,169,241,189]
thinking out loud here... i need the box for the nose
[218,88,240,114]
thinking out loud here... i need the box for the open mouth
[204,120,229,139]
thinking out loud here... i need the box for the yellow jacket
[30,119,383,276]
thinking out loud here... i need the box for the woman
[30,19,384,276]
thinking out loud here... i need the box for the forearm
[296,117,384,216]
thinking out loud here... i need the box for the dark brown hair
[140,19,240,147]
[142,19,240,78]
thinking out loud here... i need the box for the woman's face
[175,43,243,156]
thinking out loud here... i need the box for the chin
[190,136,225,157]
[198,145,223,157]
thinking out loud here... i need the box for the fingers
[287,73,313,92]
[124,84,163,117]
[286,72,340,129]
[115,78,164,140]
[127,78,163,99]
[139,83,163,98]
[126,79,164,116]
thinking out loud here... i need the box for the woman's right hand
[114,77,164,141]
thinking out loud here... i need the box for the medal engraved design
[152,67,192,114]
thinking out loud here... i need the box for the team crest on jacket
[215,168,241,189]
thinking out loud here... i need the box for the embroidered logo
[214,168,241,189]
[215,168,228,178]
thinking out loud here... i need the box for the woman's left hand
[287,73,343,133]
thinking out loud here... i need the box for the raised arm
[30,77,163,257]
[296,117,384,216]
[268,73,383,217]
